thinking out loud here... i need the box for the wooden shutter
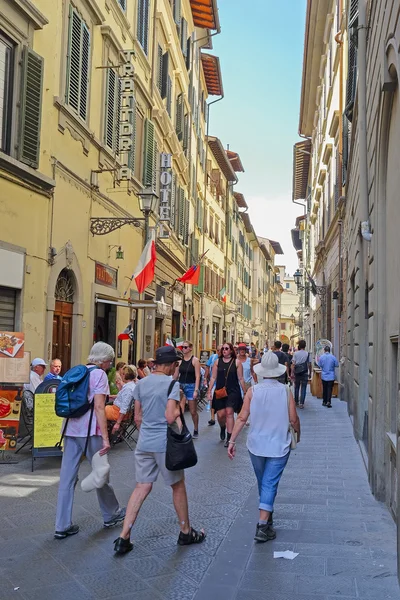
[178,187,185,238]
[166,75,172,115]
[194,237,199,262]
[19,47,44,169]
[175,93,183,139]
[184,197,190,245]
[183,112,189,151]
[186,36,191,70]
[345,3,358,123]
[161,51,169,99]
[0,287,16,330]
[137,0,150,55]
[180,18,188,56]
[171,173,176,228]
[118,0,126,9]
[143,119,155,186]
[66,7,90,121]
[105,68,119,152]
[173,0,181,27]
[128,97,136,172]
[152,140,158,193]
[342,113,350,185]
[157,45,163,94]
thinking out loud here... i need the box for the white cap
[31,358,47,367]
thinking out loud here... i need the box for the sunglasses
[222,346,231,351]
[182,345,191,349]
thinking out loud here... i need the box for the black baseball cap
[155,346,181,364]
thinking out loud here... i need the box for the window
[281,323,286,331]
[0,287,16,330]
[143,118,155,186]
[209,214,214,239]
[175,92,183,139]
[286,283,290,289]
[66,7,90,121]
[118,0,126,9]
[104,67,120,153]
[0,34,14,153]
[137,0,150,55]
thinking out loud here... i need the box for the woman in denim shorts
[176,341,201,438]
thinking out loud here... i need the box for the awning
[95,295,157,309]
[293,139,311,201]
[201,53,223,96]
[207,136,237,182]
[234,192,247,209]
[226,150,244,172]
[190,0,220,30]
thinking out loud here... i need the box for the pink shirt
[64,367,110,437]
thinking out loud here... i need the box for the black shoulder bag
[165,380,198,471]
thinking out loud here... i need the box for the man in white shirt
[24,358,47,394]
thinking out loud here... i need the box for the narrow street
[1,394,399,600]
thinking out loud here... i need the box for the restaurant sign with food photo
[0,388,22,451]
[0,332,25,359]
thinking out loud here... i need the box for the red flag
[177,264,200,285]
[133,240,156,293]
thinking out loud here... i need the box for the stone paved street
[1,393,399,600]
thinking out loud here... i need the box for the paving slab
[0,393,399,600]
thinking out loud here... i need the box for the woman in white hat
[227,351,300,543]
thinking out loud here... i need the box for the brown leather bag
[214,359,234,400]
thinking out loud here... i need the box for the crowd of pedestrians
[29,337,339,555]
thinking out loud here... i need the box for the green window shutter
[342,113,350,186]
[137,0,150,55]
[186,36,191,70]
[143,119,155,186]
[166,75,172,115]
[173,0,181,27]
[152,140,158,193]
[184,197,190,245]
[178,187,185,238]
[161,51,169,99]
[180,18,188,56]
[157,44,163,94]
[105,68,119,152]
[128,97,136,172]
[183,112,189,152]
[175,93,183,140]
[171,173,176,228]
[195,264,204,294]
[19,47,44,169]
[66,7,90,121]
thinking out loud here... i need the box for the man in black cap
[113,345,205,555]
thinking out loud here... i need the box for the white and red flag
[133,240,156,294]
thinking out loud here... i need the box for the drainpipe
[358,0,370,241]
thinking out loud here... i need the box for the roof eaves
[207,136,238,182]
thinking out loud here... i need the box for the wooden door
[53,301,73,373]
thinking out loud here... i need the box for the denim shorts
[180,383,196,400]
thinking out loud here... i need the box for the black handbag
[165,382,198,471]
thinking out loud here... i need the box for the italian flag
[133,240,156,293]
[219,287,227,303]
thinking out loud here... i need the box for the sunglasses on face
[182,346,191,349]
[222,347,230,351]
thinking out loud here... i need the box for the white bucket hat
[253,350,286,379]
[81,451,110,492]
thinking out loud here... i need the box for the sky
[210,0,307,276]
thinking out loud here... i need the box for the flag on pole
[177,264,201,285]
[133,240,156,293]
[219,287,227,303]
[165,338,174,347]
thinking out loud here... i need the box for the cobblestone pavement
[0,393,399,600]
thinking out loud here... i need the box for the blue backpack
[55,365,95,418]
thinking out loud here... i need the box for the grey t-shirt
[293,350,309,366]
[133,374,180,452]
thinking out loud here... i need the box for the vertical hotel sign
[159,153,172,223]
[117,50,135,183]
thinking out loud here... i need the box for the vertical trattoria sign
[118,50,135,182]
[159,153,172,223]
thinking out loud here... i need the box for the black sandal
[177,527,206,546]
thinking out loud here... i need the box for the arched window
[55,269,74,303]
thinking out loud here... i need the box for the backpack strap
[84,402,94,456]
[168,379,179,397]
[55,418,69,449]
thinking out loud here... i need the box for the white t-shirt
[23,371,43,394]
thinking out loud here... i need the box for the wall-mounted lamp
[108,245,124,260]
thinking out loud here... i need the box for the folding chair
[108,399,138,451]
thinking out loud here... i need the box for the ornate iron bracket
[90,217,145,236]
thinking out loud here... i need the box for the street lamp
[293,268,326,298]
[138,187,158,244]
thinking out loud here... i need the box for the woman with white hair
[54,342,125,540]
[227,351,300,543]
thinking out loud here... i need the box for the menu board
[0,332,25,359]
[0,351,30,384]
[0,388,22,452]
[33,393,63,449]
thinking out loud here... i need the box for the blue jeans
[249,451,290,512]
[294,374,308,405]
